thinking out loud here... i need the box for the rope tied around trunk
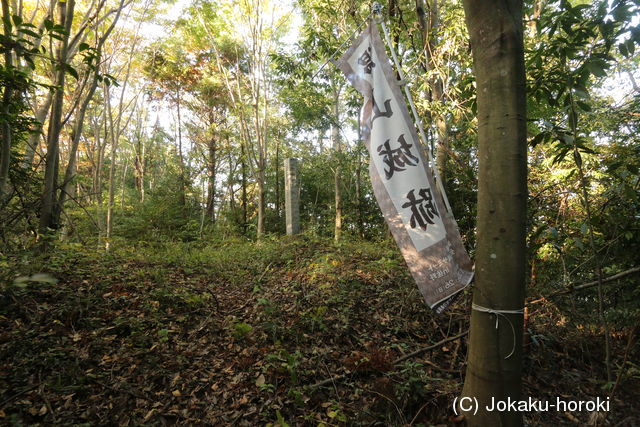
[472,303,524,360]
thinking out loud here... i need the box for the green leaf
[44,19,54,31]
[607,161,622,172]
[11,14,23,27]
[576,101,591,112]
[79,42,90,51]
[580,223,588,235]
[65,64,79,79]
[17,28,40,38]
[625,39,635,56]
[24,55,35,70]
[586,61,607,78]
[619,42,629,57]
[573,87,589,99]
[530,132,547,147]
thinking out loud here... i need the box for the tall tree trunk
[38,0,75,243]
[94,110,107,241]
[355,125,364,238]
[206,129,217,223]
[120,151,127,210]
[0,0,13,201]
[274,138,280,219]
[416,0,449,184]
[257,164,266,237]
[176,87,186,206]
[459,1,527,426]
[433,80,449,184]
[23,91,53,168]
[241,143,248,234]
[57,75,100,219]
[62,0,125,213]
[133,100,147,203]
[332,87,342,242]
[105,86,117,251]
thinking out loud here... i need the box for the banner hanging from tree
[335,23,473,311]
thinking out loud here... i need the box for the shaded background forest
[1,0,640,425]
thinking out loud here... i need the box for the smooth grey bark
[284,157,300,235]
[459,1,527,426]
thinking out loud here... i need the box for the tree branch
[528,266,640,304]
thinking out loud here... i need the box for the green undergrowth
[0,236,638,425]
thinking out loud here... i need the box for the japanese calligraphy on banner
[335,23,473,311]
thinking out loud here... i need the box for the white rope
[472,303,524,359]
[376,16,453,214]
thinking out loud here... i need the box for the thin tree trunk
[95,110,107,240]
[38,0,75,244]
[61,0,125,214]
[57,75,100,219]
[274,138,280,219]
[241,143,248,234]
[176,87,186,206]
[257,164,266,237]
[433,80,449,184]
[569,91,612,382]
[355,125,364,238]
[332,87,342,242]
[0,0,13,201]
[120,151,127,210]
[206,129,217,223]
[23,92,54,168]
[105,86,116,251]
[459,1,527,426]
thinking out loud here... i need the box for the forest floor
[1,236,638,426]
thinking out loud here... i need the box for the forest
[1,0,639,425]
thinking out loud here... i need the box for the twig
[394,329,469,364]
[369,389,406,425]
[309,329,469,388]
[0,384,38,407]
[609,325,636,400]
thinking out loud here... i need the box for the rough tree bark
[459,1,527,426]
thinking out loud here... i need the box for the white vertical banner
[336,23,473,311]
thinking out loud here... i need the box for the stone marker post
[284,158,300,235]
